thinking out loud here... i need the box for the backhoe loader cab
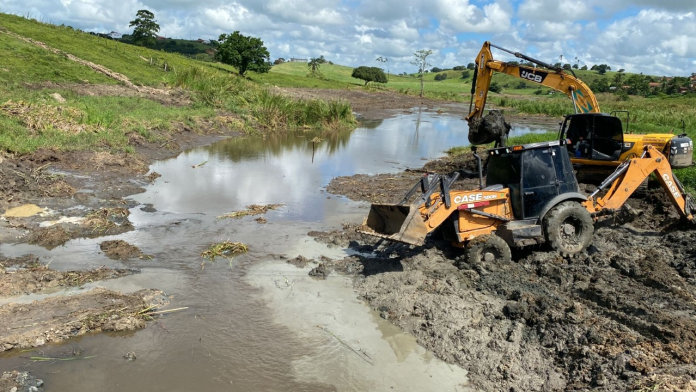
[487,141,581,220]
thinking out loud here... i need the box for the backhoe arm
[584,146,696,222]
[466,42,600,128]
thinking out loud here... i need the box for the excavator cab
[560,113,625,162]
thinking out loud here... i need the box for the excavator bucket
[358,203,429,246]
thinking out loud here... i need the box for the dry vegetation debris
[217,204,284,219]
[0,100,100,135]
[200,241,248,261]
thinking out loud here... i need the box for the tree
[351,66,387,85]
[489,81,502,93]
[453,65,466,71]
[434,73,448,81]
[308,56,325,77]
[129,10,160,47]
[431,67,442,73]
[572,64,579,69]
[461,70,471,79]
[467,63,475,70]
[215,31,271,76]
[580,65,588,71]
[562,64,572,70]
[411,49,433,97]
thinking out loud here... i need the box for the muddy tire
[459,234,511,268]
[543,201,594,256]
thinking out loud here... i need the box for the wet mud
[0,287,167,352]
[0,255,136,297]
[0,371,44,392]
[99,240,148,260]
[318,154,696,391]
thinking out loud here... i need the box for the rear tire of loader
[543,201,594,256]
[459,234,512,268]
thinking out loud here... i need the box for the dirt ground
[314,152,696,391]
[0,255,136,297]
[0,286,167,352]
[0,371,43,392]
[3,84,694,391]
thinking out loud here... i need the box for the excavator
[360,141,695,264]
[465,42,693,172]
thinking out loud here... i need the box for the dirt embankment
[314,155,696,391]
[0,255,136,297]
[0,286,166,352]
[0,255,168,352]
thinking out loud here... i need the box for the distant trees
[434,73,447,81]
[215,31,271,76]
[411,49,433,97]
[453,65,466,71]
[467,63,475,70]
[274,58,285,65]
[461,70,471,79]
[580,65,588,70]
[431,67,443,73]
[591,64,611,75]
[129,10,160,47]
[352,66,387,85]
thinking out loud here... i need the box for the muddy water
[0,112,549,391]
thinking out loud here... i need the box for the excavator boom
[467,41,600,145]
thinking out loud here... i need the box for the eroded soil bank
[315,155,696,391]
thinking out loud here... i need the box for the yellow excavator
[466,42,693,172]
[360,141,695,264]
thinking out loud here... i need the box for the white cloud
[0,1,694,75]
[436,0,512,33]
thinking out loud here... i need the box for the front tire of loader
[459,234,512,268]
[543,201,594,256]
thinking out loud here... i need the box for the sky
[1,0,695,76]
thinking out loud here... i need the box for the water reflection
[135,112,549,221]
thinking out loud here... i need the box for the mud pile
[0,287,167,352]
[320,154,696,391]
[0,256,136,297]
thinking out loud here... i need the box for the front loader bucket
[358,204,429,246]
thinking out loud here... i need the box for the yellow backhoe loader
[360,141,695,264]
[466,42,693,172]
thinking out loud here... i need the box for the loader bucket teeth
[358,204,429,247]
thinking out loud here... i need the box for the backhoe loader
[466,41,693,171]
[359,141,695,264]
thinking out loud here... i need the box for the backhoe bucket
[358,203,429,246]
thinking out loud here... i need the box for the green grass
[0,13,355,155]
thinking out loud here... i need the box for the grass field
[1,12,694,192]
[0,13,354,155]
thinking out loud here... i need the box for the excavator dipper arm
[583,145,696,222]
[467,42,600,146]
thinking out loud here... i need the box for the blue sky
[1,0,694,76]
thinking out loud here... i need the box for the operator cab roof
[564,112,613,119]
[488,139,569,156]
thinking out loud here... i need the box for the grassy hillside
[0,13,354,155]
